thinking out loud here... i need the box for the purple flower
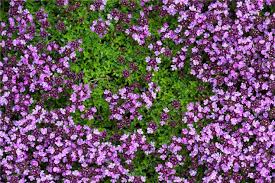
[90,18,110,38]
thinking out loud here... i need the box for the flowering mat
[0,0,274,182]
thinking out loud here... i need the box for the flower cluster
[148,41,172,57]
[56,0,69,6]
[106,8,151,44]
[56,21,66,32]
[0,105,153,182]
[90,18,110,38]
[120,0,137,10]
[104,82,159,128]
[81,107,97,120]
[146,121,157,134]
[125,13,151,45]
[90,0,107,11]
[35,8,50,38]
[69,84,92,112]
[145,56,161,71]
[155,136,186,182]
[171,47,187,71]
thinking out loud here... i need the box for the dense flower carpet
[0,0,274,182]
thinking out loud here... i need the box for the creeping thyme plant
[0,0,274,182]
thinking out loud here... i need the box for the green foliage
[0,0,9,21]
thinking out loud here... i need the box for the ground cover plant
[0,0,274,182]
